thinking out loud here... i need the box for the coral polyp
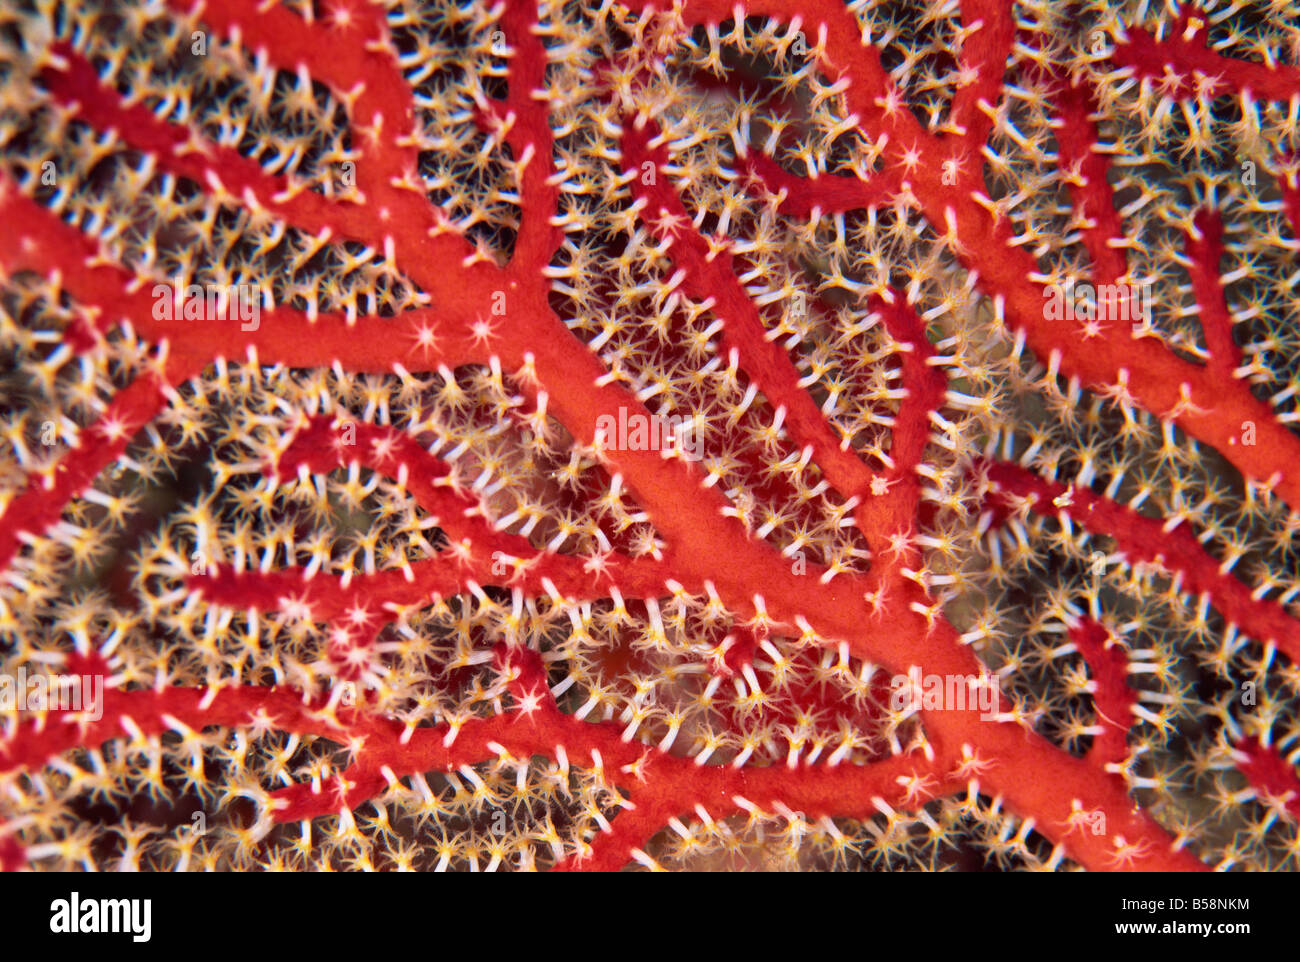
[1,0,1299,872]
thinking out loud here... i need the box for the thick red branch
[1070,617,1136,770]
[1111,12,1300,103]
[1233,737,1300,821]
[739,150,903,218]
[983,460,1300,667]
[1050,79,1129,289]
[1180,209,1241,376]
[0,365,191,572]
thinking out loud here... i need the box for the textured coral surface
[2,0,1300,871]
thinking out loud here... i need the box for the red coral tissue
[1,0,1300,872]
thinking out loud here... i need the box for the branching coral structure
[2,0,1300,872]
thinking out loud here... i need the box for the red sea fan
[1,0,1299,872]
